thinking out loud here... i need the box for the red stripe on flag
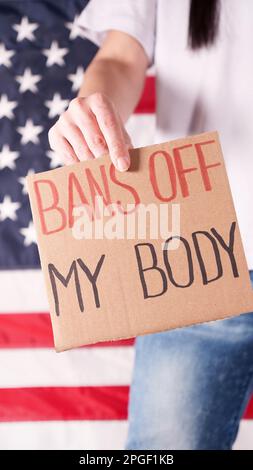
[0,314,134,348]
[0,386,129,422]
[0,382,252,422]
[244,395,253,420]
[134,76,155,114]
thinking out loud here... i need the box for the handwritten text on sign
[27,132,253,351]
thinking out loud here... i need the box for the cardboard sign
[27,131,253,352]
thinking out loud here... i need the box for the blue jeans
[126,271,253,450]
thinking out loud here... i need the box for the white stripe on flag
[0,347,134,387]
[233,420,253,450]
[0,420,128,450]
[126,114,156,148]
[0,270,48,313]
[0,418,251,450]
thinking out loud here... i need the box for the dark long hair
[188,0,221,49]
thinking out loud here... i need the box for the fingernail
[117,156,130,172]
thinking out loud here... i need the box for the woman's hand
[48,92,132,171]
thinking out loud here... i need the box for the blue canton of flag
[0,0,97,268]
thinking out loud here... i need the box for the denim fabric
[126,271,253,450]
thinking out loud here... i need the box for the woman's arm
[48,30,149,171]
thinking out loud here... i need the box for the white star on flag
[20,221,37,246]
[43,41,68,67]
[17,119,43,145]
[0,42,15,68]
[18,169,35,195]
[0,144,19,170]
[46,150,63,168]
[65,15,85,40]
[68,66,84,92]
[0,94,18,119]
[16,68,42,93]
[0,195,21,221]
[45,93,69,119]
[13,16,39,42]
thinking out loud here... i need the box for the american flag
[0,0,252,450]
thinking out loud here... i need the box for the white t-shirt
[78,0,253,269]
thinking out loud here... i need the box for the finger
[68,98,108,159]
[57,114,94,162]
[87,93,130,171]
[48,126,78,165]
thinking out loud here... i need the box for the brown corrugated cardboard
[27,131,253,352]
